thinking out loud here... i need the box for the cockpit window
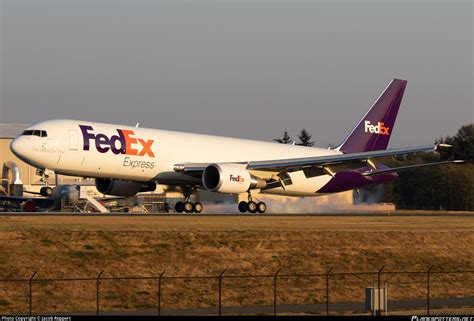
[21,130,47,137]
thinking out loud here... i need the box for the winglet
[435,143,452,150]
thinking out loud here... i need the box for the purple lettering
[95,134,110,153]
[79,125,95,151]
[79,125,154,157]
[112,130,126,154]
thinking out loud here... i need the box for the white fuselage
[11,120,343,196]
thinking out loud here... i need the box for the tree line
[273,129,314,146]
[274,124,473,211]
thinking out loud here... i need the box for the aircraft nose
[10,137,28,159]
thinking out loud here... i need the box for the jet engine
[202,164,266,194]
[95,178,156,196]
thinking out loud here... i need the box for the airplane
[9,79,464,214]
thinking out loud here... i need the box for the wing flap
[362,160,465,177]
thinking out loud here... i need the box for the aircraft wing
[175,144,459,178]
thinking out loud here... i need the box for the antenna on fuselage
[135,122,140,128]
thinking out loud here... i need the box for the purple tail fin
[336,79,407,154]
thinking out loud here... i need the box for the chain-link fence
[0,267,472,316]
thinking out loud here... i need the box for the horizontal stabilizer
[362,160,465,177]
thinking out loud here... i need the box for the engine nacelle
[95,178,156,196]
[202,164,266,194]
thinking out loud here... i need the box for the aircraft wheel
[257,202,267,214]
[247,201,258,214]
[175,201,184,213]
[238,201,248,213]
[193,202,203,214]
[40,187,53,197]
[184,201,194,213]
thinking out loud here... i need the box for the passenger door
[68,129,79,150]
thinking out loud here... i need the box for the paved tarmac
[1,211,473,217]
[79,296,473,315]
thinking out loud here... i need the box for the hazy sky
[1,0,472,148]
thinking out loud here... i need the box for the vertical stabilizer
[336,79,407,153]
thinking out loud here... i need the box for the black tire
[238,201,248,213]
[40,186,53,197]
[247,201,258,214]
[193,202,203,214]
[257,202,267,214]
[175,201,184,213]
[184,201,194,213]
[45,187,53,196]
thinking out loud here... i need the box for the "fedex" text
[229,174,245,183]
[364,121,390,136]
[79,125,155,157]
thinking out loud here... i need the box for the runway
[0,211,473,217]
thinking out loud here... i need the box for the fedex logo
[229,175,245,183]
[364,121,390,136]
[79,125,155,157]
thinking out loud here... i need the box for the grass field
[0,215,472,314]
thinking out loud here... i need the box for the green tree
[393,124,473,210]
[359,123,473,211]
[296,129,314,147]
[273,131,293,144]
[437,124,473,161]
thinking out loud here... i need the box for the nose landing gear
[40,186,53,197]
[37,169,53,197]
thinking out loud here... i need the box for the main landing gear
[175,200,203,214]
[238,193,267,214]
[175,186,203,214]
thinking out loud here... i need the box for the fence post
[377,265,384,316]
[28,271,37,316]
[326,267,333,316]
[218,270,226,316]
[372,281,377,316]
[273,268,281,316]
[158,270,165,316]
[427,265,434,316]
[96,271,103,316]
